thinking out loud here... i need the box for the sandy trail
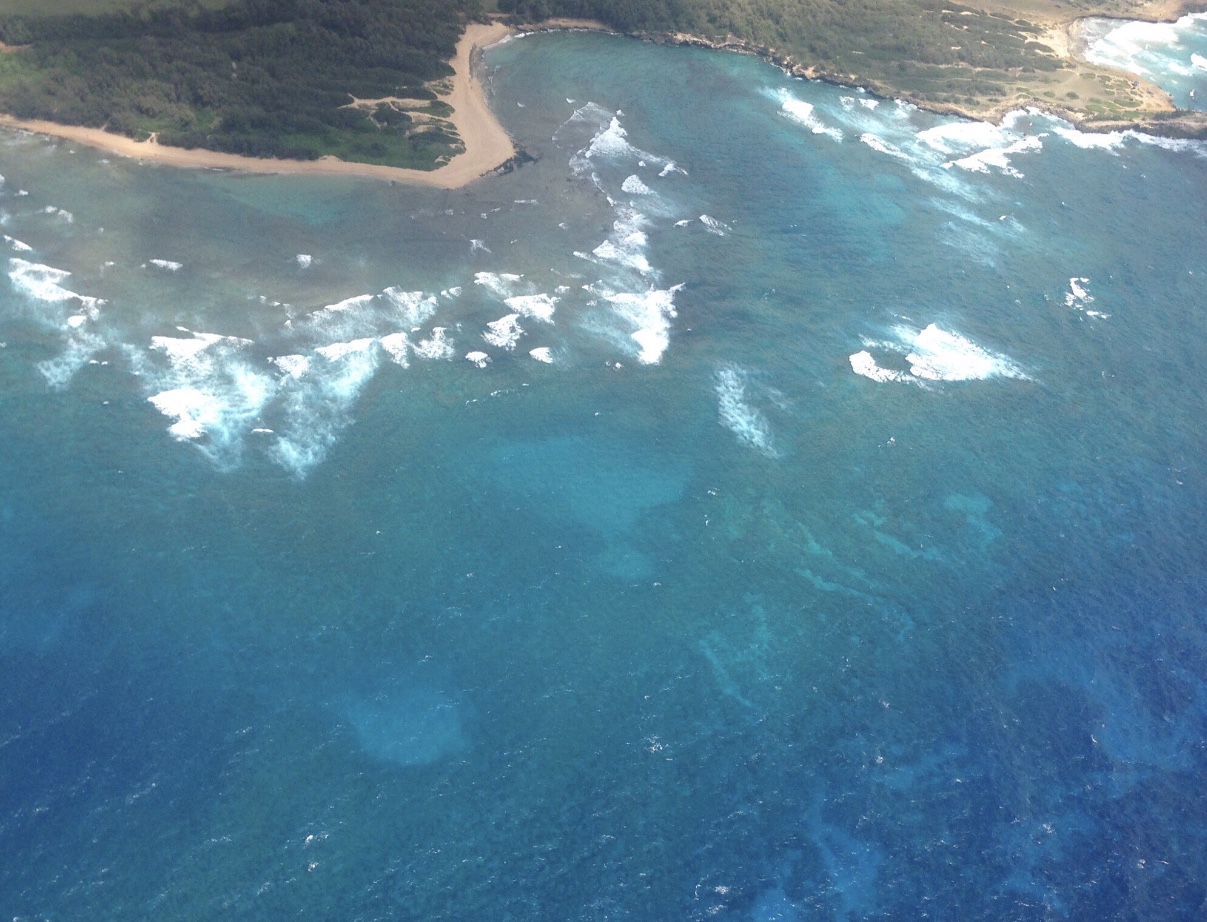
[0,21,517,188]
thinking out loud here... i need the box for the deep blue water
[1,29,1206,920]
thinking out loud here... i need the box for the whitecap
[474,271,526,300]
[918,120,1012,155]
[621,174,654,195]
[851,324,1029,384]
[504,293,557,322]
[295,254,313,268]
[699,215,730,236]
[589,283,682,365]
[38,329,107,389]
[948,134,1043,177]
[774,90,843,141]
[529,347,554,363]
[1050,125,1127,151]
[859,133,909,160]
[8,258,103,311]
[379,332,411,367]
[146,258,183,271]
[483,313,524,350]
[380,288,439,327]
[272,339,380,477]
[413,327,454,361]
[466,351,492,368]
[588,207,655,276]
[314,337,376,361]
[138,332,276,464]
[270,354,311,379]
[849,350,914,384]
[3,234,32,252]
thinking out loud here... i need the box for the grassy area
[0,0,479,167]
[0,0,1200,162]
[503,0,1201,129]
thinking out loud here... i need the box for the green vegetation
[0,0,1199,163]
[0,0,483,167]
[0,0,229,15]
[500,0,1192,124]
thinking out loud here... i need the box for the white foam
[1051,125,1127,151]
[588,207,654,276]
[289,292,379,341]
[699,215,730,236]
[295,254,313,268]
[859,133,909,159]
[139,332,276,463]
[379,332,411,367]
[270,354,311,379]
[3,234,32,252]
[1193,53,1207,71]
[849,350,913,384]
[474,271,526,300]
[314,337,376,361]
[8,258,102,310]
[483,313,524,350]
[148,388,219,441]
[466,351,492,368]
[529,346,554,363]
[147,258,183,271]
[775,91,843,141]
[38,329,106,389]
[413,327,454,361]
[948,135,1043,177]
[591,283,682,364]
[504,293,557,322]
[562,106,670,174]
[622,174,654,195]
[905,324,1027,381]
[852,324,1028,384]
[470,238,491,255]
[42,206,73,223]
[380,288,439,327]
[918,120,1011,155]
[1066,277,1091,307]
[1083,17,1184,75]
[272,338,380,477]
[716,366,777,457]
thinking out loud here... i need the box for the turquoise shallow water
[1082,12,1207,110]
[2,30,1207,920]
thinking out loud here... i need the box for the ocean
[2,26,1206,921]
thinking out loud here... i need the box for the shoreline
[642,12,1207,138]
[2,5,1204,180]
[0,20,517,188]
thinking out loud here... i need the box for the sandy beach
[0,20,517,189]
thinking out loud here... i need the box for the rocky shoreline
[534,9,1207,139]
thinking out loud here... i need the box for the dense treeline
[0,0,482,166]
[499,0,1064,106]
